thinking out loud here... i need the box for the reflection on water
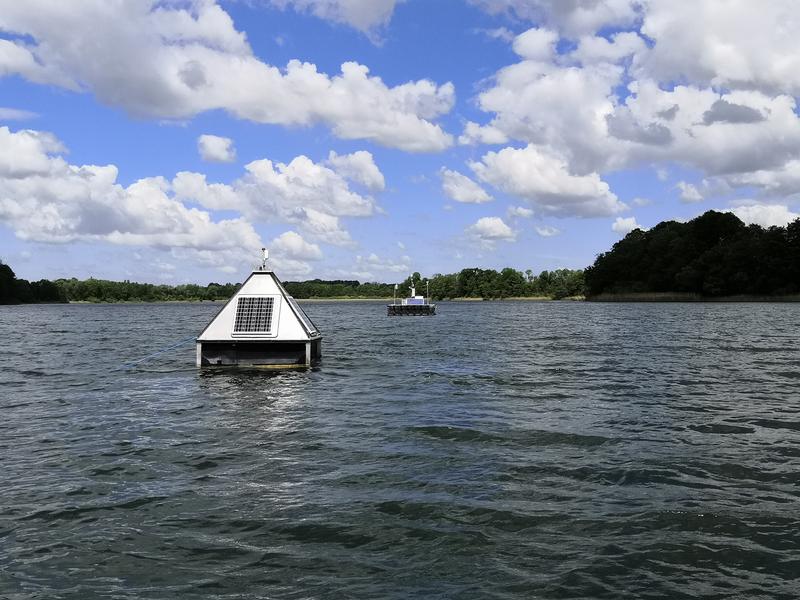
[1,300,800,599]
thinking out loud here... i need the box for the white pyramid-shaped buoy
[196,264,321,367]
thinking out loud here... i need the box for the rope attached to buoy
[116,335,197,371]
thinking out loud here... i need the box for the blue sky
[1,0,799,284]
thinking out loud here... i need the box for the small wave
[10,369,51,377]
[190,459,219,470]
[88,465,127,476]
[409,425,614,447]
[276,523,376,548]
[688,423,755,434]
[376,499,549,535]
[20,496,167,522]
[1,401,34,409]
[751,418,800,432]
[409,425,504,443]
[509,463,721,490]
[512,429,614,447]
[682,461,800,486]
[175,453,241,470]
[161,516,267,535]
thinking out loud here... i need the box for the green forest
[0,262,67,304]
[283,268,585,300]
[423,268,584,300]
[5,209,797,305]
[282,279,394,299]
[0,260,584,304]
[0,262,238,304]
[585,210,800,297]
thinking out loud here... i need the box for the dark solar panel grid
[234,297,275,332]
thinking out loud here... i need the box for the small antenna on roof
[261,247,269,271]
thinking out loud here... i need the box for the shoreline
[588,292,800,302]
[62,296,566,304]
[10,294,800,305]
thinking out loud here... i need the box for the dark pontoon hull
[197,338,322,367]
[387,304,436,316]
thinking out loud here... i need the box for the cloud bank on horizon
[1,0,799,282]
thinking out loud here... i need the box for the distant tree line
[286,269,585,300]
[424,268,585,300]
[282,279,396,299]
[0,262,239,304]
[6,210,800,304]
[55,278,240,303]
[1,261,587,304]
[0,261,67,304]
[585,210,800,297]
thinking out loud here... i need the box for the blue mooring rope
[116,335,197,371]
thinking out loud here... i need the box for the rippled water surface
[2,301,800,599]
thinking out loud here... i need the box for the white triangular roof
[197,270,320,342]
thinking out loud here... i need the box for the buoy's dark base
[387,304,436,316]
[197,339,321,367]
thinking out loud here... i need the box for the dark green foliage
[0,261,16,304]
[585,210,800,297]
[427,267,584,300]
[1,259,586,304]
[0,261,241,304]
[282,279,396,299]
[0,261,69,304]
[429,272,458,299]
[53,278,239,302]
[288,268,585,300]
[527,269,586,300]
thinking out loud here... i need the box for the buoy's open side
[196,339,321,367]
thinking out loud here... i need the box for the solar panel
[234,296,275,333]
[287,297,318,335]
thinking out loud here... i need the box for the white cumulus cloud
[268,0,401,36]
[465,32,626,174]
[268,230,323,276]
[270,230,323,260]
[635,0,800,97]
[512,27,558,61]
[0,126,64,177]
[326,150,385,191]
[0,127,262,272]
[440,168,493,203]
[728,203,800,229]
[173,150,384,246]
[468,0,641,37]
[466,216,516,247]
[507,205,534,218]
[535,225,560,237]
[198,134,236,163]
[461,1,800,204]
[677,181,703,203]
[469,145,626,217]
[612,216,642,235]
[719,160,800,198]
[0,1,453,152]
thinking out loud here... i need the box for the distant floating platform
[387,303,436,316]
[388,281,435,316]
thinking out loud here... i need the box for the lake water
[2,301,799,599]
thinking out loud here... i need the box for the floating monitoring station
[196,249,321,367]
[387,279,436,316]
